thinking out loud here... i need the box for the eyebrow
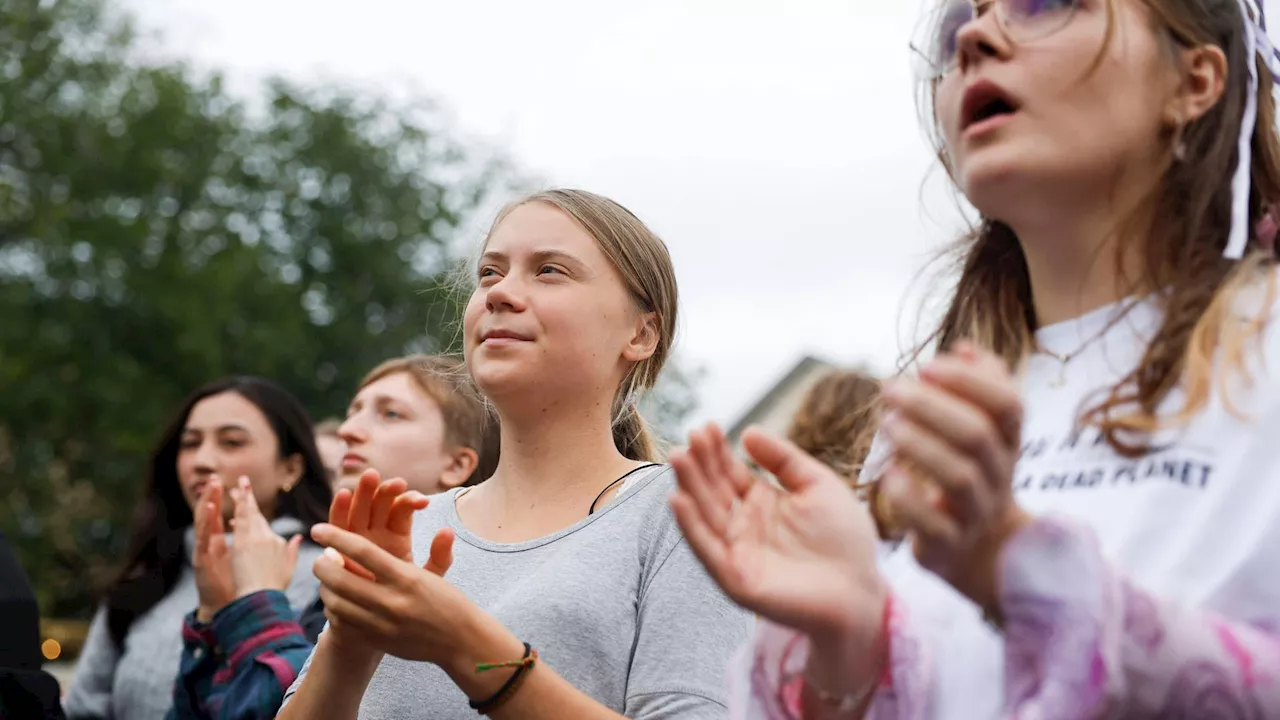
[349,393,411,411]
[183,423,251,434]
[479,249,588,269]
[369,393,407,407]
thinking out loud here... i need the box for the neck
[1002,178,1152,327]
[487,394,635,506]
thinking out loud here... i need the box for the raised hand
[311,522,497,667]
[228,475,303,599]
[325,468,430,580]
[192,479,236,623]
[669,423,887,643]
[878,340,1030,618]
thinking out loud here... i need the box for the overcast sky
[119,0,989,430]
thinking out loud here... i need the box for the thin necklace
[1034,299,1139,388]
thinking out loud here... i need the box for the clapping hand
[310,523,473,664]
[228,475,303,599]
[878,341,1030,618]
[668,423,887,646]
[310,470,480,664]
[192,479,235,623]
[324,469,430,579]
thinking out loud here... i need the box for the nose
[191,439,218,476]
[484,274,527,314]
[338,415,368,446]
[955,3,1009,74]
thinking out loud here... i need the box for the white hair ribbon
[1226,0,1280,258]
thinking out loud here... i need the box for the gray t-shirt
[283,465,751,719]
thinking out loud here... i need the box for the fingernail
[323,547,342,563]
[229,488,240,502]
[239,475,250,488]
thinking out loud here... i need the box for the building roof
[726,355,841,455]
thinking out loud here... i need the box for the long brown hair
[103,377,330,646]
[890,0,1280,462]
[479,189,679,462]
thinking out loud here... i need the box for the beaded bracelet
[469,642,539,715]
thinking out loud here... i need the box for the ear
[438,446,480,490]
[1165,43,1227,126]
[622,311,660,364]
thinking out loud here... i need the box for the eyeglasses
[910,0,1079,81]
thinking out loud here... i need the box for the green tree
[642,360,706,444]
[0,0,703,620]
[0,0,512,616]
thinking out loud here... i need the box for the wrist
[807,583,890,692]
[196,605,221,624]
[444,609,526,701]
[235,583,277,599]
[967,506,1034,623]
[323,623,383,666]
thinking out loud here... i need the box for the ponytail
[612,401,664,462]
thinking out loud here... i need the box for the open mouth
[971,98,1015,125]
[962,83,1019,132]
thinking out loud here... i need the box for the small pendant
[1049,365,1067,388]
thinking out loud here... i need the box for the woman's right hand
[192,480,236,623]
[670,423,888,652]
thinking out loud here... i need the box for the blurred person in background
[313,419,346,489]
[785,369,881,484]
[0,528,65,719]
[169,354,499,720]
[64,377,331,720]
[336,355,499,495]
[279,189,752,719]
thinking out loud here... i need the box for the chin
[957,151,1040,221]
[468,361,527,401]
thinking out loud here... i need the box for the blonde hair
[481,189,679,462]
[359,355,499,485]
[786,370,882,483]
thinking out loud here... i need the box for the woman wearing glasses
[671,0,1280,717]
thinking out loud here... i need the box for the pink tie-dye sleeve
[1000,516,1280,718]
[725,598,933,720]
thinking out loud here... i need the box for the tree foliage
[0,0,702,618]
[0,0,511,616]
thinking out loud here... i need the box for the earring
[1171,118,1188,162]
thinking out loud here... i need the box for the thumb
[422,528,455,577]
[742,428,831,493]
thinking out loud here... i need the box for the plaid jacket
[166,591,315,720]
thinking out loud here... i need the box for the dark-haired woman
[64,377,331,720]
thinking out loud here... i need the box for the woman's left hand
[228,475,303,598]
[310,522,519,673]
[878,340,1032,617]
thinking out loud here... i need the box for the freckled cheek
[462,301,484,344]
